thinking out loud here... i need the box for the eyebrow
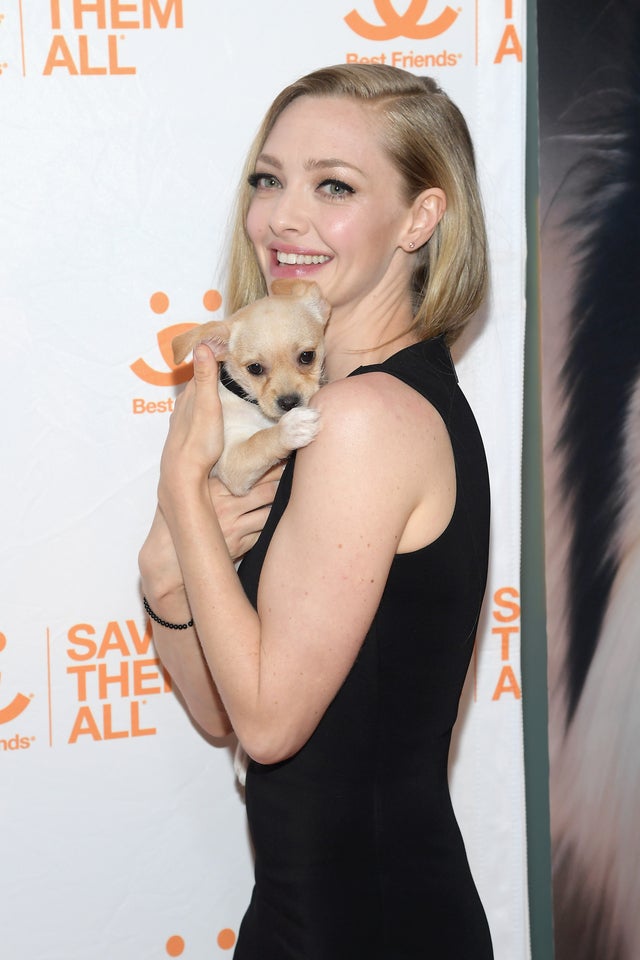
[256,153,365,176]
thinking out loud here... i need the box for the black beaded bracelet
[143,596,194,631]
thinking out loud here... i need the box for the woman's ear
[402,188,447,252]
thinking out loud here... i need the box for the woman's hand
[159,342,224,507]
[210,463,284,561]
[140,462,284,592]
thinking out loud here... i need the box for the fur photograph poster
[538,0,640,957]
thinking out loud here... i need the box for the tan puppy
[172,279,330,497]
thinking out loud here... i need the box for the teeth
[276,251,330,265]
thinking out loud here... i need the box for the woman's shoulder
[306,363,449,473]
[293,358,458,554]
[314,366,436,423]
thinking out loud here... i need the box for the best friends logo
[344,0,463,70]
[0,630,34,752]
[343,0,522,68]
[130,288,221,415]
[346,0,458,40]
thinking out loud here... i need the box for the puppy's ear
[172,320,231,364]
[314,294,331,328]
[271,279,332,327]
[300,282,331,327]
[204,335,229,361]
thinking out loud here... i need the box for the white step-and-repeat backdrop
[1,3,528,957]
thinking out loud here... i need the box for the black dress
[235,338,493,959]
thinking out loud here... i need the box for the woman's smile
[269,245,334,278]
[275,250,332,266]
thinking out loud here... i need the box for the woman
[139,64,493,959]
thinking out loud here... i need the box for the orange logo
[0,632,32,724]
[165,930,237,956]
[65,619,172,744]
[345,0,459,40]
[130,289,222,387]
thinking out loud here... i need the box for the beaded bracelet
[143,596,194,631]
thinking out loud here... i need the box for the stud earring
[408,241,415,249]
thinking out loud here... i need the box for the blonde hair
[225,63,487,344]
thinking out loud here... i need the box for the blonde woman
[140,64,493,959]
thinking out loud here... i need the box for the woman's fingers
[209,464,285,561]
[184,341,223,442]
[160,342,224,492]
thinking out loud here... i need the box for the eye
[298,351,316,365]
[248,172,281,190]
[246,363,264,376]
[318,178,355,199]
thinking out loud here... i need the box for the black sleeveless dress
[235,338,493,959]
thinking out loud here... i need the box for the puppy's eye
[299,351,316,366]
[246,363,264,376]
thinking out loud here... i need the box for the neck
[323,296,417,381]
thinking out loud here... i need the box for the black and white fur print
[543,4,640,957]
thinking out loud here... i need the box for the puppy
[172,279,330,496]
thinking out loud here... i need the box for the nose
[277,394,302,412]
[269,187,308,236]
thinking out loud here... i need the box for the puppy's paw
[279,406,321,449]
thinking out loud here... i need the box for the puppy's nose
[277,394,302,412]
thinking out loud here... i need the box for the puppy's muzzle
[277,394,303,412]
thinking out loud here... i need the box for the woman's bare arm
[139,465,283,737]
[154,344,455,764]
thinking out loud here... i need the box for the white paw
[279,406,321,449]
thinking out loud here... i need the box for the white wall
[0,2,528,956]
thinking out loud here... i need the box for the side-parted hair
[225,63,488,345]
